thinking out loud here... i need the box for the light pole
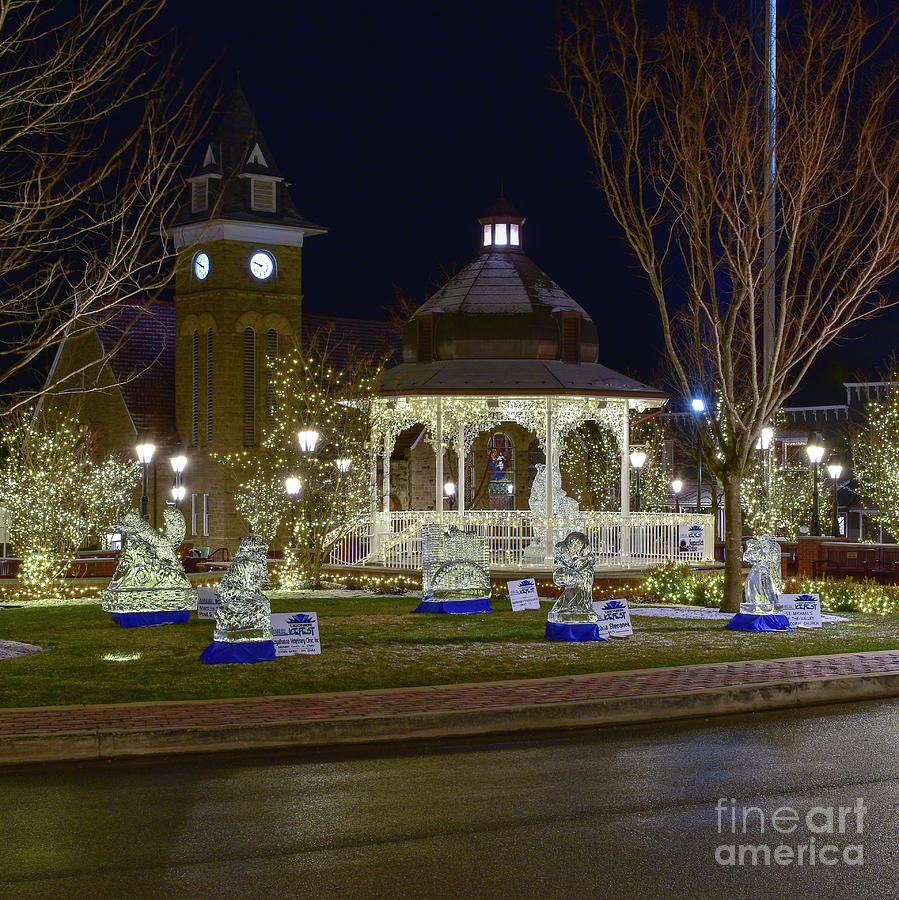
[827,461,843,537]
[135,436,156,521]
[671,478,683,514]
[691,396,705,513]
[805,435,825,536]
[170,451,187,510]
[756,426,774,522]
[630,449,647,512]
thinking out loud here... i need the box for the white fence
[329,510,715,570]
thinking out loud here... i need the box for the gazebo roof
[377,358,667,401]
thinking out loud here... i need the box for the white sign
[593,597,633,638]
[779,593,822,629]
[678,524,705,554]
[507,578,540,611]
[197,587,221,620]
[270,611,322,655]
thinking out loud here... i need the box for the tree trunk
[721,473,743,613]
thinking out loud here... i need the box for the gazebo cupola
[478,197,525,251]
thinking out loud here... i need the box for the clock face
[194,251,210,280]
[249,250,274,280]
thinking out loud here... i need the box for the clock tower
[169,83,326,548]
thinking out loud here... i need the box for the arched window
[190,330,199,446]
[243,327,256,445]
[266,328,278,424]
[205,329,213,444]
[487,432,515,509]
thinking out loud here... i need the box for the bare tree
[558,0,899,610]
[0,0,213,413]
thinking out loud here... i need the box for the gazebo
[332,201,713,572]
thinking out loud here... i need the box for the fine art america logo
[714,798,866,867]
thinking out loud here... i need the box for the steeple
[171,82,324,234]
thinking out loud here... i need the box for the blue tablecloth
[200,640,277,664]
[725,613,793,632]
[112,610,191,628]
[545,622,608,642]
[412,598,492,614]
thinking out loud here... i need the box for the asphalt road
[2,701,898,900]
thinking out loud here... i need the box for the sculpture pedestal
[545,622,608,642]
[111,610,191,628]
[412,598,492,614]
[725,613,793,632]
[200,640,277,664]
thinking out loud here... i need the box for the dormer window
[191,179,208,213]
[251,178,276,212]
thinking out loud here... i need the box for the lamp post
[170,451,187,509]
[756,426,774,521]
[671,478,683,514]
[135,436,156,521]
[805,435,825,536]
[827,461,843,537]
[691,396,705,513]
[630,449,647,512]
[335,458,351,474]
[444,480,456,510]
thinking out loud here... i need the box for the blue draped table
[412,598,492,614]
[200,640,277,664]
[112,610,191,628]
[725,613,793,632]
[545,622,608,642]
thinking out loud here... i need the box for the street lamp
[630,449,647,512]
[135,436,155,521]
[297,429,320,454]
[285,476,301,496]
[444,480,456,510]
[805,435,825,536]
[827,461,843,537]
[335,458,351,474]
[756,426,774,450]
[691,396,705,513]
[671,478,683,514]
[170,452,187,509]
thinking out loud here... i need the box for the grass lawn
[1,596,898,708]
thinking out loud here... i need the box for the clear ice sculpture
[213,535,274,643]
[546,531,599,625]
[101,508,197,613]
[763,534,784,596]
[523,463,580,562]
[421,524,491,601]
[741,536,782,615]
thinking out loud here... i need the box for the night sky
[173,0,898,404]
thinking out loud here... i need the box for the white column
[370,446,380,558]
[457,422,465,517]
[620,401,630,515]
[620,401,631,560]
[435,397,444,517]
[544,398,554,564]
[381,434,391,514]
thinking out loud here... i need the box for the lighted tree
[0,1,211,413]
[0,412,139,590]
[852,380,899,541]
[217,332,384,589]
[558,1,899,610]
[562,414,670,512]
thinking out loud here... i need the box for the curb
[3,670,899,766]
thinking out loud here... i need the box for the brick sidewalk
[3,649,899,739]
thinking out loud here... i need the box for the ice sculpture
[422,525,491,601]
[413,525,492,613]
[763,534,784,596]
[102,508,196,623]
[546,531,599,625]
[212,535,274,643]
[740,536,782,615]
[523,463,580,562]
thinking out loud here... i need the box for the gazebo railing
[330,510,714,569]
